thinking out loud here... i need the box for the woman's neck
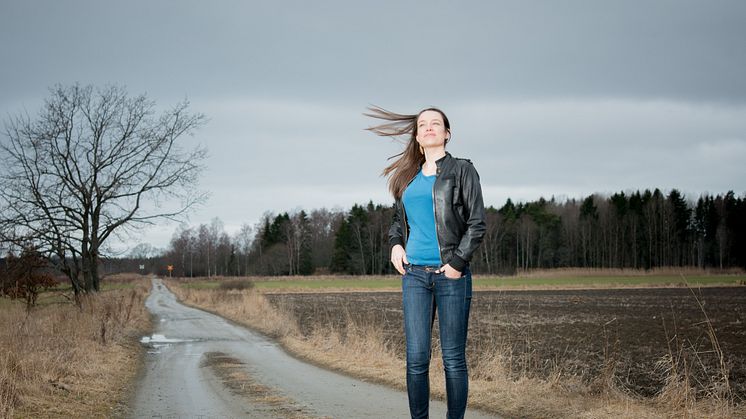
[421,147,446,176]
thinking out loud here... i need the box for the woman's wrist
[448,255,467,272]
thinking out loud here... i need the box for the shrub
[218,279,255,291]
[1,249,57,309]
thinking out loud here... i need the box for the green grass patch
[177,277,400,290]
[474,275,746,288]
[254,277,400,290]
[0,297,20,309]
[177,280,221,289]
[0,280,142,309]
[171,274,746,292]
[99,282,139,291]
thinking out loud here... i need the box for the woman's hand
[391,244,408,275]
[437,263,462,279]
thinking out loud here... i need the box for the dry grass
[165,280,744,419]
[168,282,299,339]
[518,266,745,278]
[179,274,390,282]
[653,283,737,419]
[0,275,152,418]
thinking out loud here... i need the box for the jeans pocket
[443,271,462,280]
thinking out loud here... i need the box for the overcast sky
[1,0,745,252]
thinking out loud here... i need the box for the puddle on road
[140,334,200,354]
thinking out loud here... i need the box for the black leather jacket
[389,152,486,272]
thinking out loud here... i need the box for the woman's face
[415,110,449,149]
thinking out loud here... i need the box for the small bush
[1,249,57,308]
[218,279,255,291]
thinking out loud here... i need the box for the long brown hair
[364,105,451,199]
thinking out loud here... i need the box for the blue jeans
[402,264,472,419]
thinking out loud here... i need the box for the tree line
[148,189,745,277]
[477,189,746,273]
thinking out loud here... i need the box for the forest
[112,189,746,277]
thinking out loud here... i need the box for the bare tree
[168,224,195,277]
[129,242,160,259]
[0,84,207,295]
[209,218,224,276]
[234,223,253,276]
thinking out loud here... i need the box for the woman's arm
[448,163,486,272]
[388,200,405,250]
[389,200,408,274]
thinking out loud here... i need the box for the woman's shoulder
[446,154,480,181]
[448,154,476,170]
[452,156,473,165]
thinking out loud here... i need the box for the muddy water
[130,278,499,418]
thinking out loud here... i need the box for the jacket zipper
[432,171,443,265]
[401,204,408,245]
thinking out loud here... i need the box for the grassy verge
[181,276,398,292]
[0,274,152,418]
[173,270,746,293]
[164,278,743,418]
[474,274,746,289]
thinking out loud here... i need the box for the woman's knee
[406,350,431,375]
[441,349,467,373]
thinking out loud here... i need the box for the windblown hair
[364,105,451,199]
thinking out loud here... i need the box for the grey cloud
[452,100,746,202]
[2,1,746,105]
[2,0,746,249]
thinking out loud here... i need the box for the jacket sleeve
[389,200,406,250]
[448,163,486,272]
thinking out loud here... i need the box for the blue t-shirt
[402,170,441,265]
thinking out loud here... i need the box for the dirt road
[130,278,496,418]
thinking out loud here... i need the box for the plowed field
[266,287,746,400]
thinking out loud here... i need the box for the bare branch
[0,84,207,293]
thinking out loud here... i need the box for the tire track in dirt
[201,351,322,419]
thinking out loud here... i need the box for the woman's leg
[434,268,472,419]
[402,267,436,419]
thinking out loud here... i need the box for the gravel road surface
[130,278,496,418]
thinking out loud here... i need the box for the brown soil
[266,286,746,402]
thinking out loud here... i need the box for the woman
[366,106,486,419]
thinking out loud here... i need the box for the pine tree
[330,219,353,273]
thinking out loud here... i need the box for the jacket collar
[434,151,451,175]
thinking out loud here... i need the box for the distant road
[130,277,497,418]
